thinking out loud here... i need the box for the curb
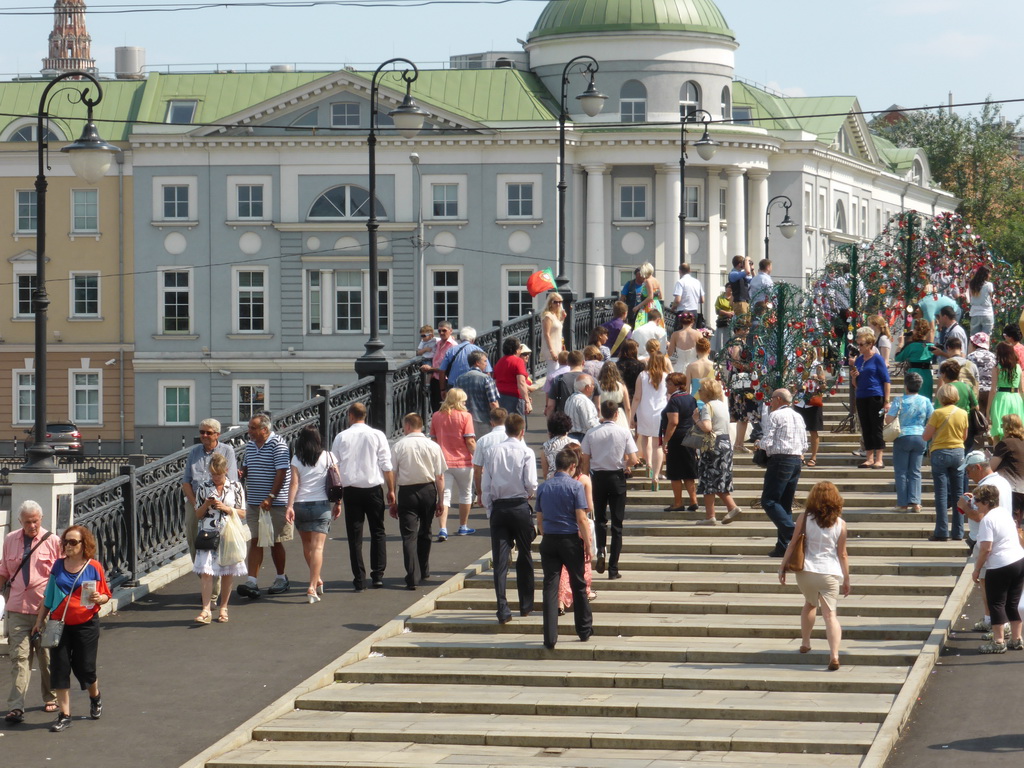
[859,550,977,768]
[178,550,492,768]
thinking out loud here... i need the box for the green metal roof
[733,83,859,141]
[0,79,146,141]
[873,134,919,173]
[530,0,734,40]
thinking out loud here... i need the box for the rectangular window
[166,100,198,124]
[307,271,322,333]
[72,372,100,424]
[804,184,813,227]
[236,382,266,423]
[620,99,646,123]
[431,184,458,218]
[161,383,192,426]
[335,270,362,332]
[684,185,700,220]
[818,188,827,229]
[861,201,868,236]
[732,107,753,125]
[16,274,37,317]
[72,189,98,232]
[15,372,34,424]
[16,190,37,232]
[377,270,390,334]
[432,270,461,328]
[236,184,264,219]
[163,185,189,219]
[619,185,647,219]
[235,269,266,332]
[505,268,533,321]
[71,273,100,317]
[161,270,191,334]
[719,187,727,220]
[331,103,360,127]
[506,183,534,218]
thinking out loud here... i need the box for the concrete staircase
[203,395,971,768]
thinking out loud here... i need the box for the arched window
[912,159,924,186]
[720,86,731,121]
[289,108,319,128]
[7,123,61,142]
[835,127,854,156]
[308,185,386,220]
[679,81,701,119]
[620,80,647,123]
[834,201,847,233]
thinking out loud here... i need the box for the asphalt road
[0,521,493,768]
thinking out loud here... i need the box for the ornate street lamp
[764,194,797,261]
[25,72,119,471]
[678,109,717,261]
[362,58,429,360]
[556,55,606,348]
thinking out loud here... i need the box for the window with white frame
[165,100,198,124]
[377,270,390,333]
[72,189,98,232]
[835,200,847,233]
[14,371,34,424]
[504,268,534,321]
[679,81,701,118]
[331,103,360,128]
[835,127,854,156]
[804,184,814,227]
[160,269,192,334]
[431,269,461,328]
[432,184,459,218]
[506,183,534,218]
[153,177,197,222]
[235,382,267,423]
[16,190,37,233]
[236,184,264,219]
[618,184,648,220]
[334,270,363,333]
[234,269,267,333]
[720,86,731,121]
[15,273,37,318]
[308,185,383,220]
[684,185,700,220]
[719,187,727,220]
[71,272,100,317]
[163,185,189,219]
[732,106,753,125]
[620,80,647,123]
[71,370,101,424]
[498,174,542,220]
[159,381,194,426]
[912,159,924,186]
[307,270,322,333]
[6,123,60,142]
[818,188,827,229]
[861,200,868,237]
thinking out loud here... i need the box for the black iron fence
[66,298,617,587]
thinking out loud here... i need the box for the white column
[584,163,607,296]
[705,167,724,321]
[571,164,585,293]
[747,169,770,261]
[725,168,746,261]
[10,471,78,534]
[655,163,680,285]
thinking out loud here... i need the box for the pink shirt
[0,527,62,614]
[431,337,457,382]
[430,409,476,468]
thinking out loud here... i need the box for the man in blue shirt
[536,448,594,650]
[727,255,753,317]
[439,326,490,392]
[620,268,645,323]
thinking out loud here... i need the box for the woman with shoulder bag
[193,452,248,624]
[286,425,342,603]
[32,525,111,733]
[884,372,934,513]
[923,384,970,541]
[693,378,742,525]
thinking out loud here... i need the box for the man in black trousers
[536,448,594,650]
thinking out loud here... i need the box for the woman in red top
[492,337,533,417]
[33,525,111,732]
[431,388,478,540]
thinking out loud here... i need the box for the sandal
[858,463,873,469]
[44,701,59,713]
[799,644,811,654]
[195,609,212,625]
[804,458,817,467]
[5,708,25,723]
[216,608,230,623]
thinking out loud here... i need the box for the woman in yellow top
[922,383,969,542]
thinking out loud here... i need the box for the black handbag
[195,526,220,551]
[752,448,769,467]
[324,453,344,503]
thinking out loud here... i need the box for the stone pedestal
[9,471,78,534]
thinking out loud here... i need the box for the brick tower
[42,0,97,75]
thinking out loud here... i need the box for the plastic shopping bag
[257,508,274,548]
[219,512,249,566]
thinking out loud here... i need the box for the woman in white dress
[193,453,248,624]
[667,312,704,373]
[541,293,566,364]
[597,360,632,429]
[685,336,716,397]
[631,338,671,483]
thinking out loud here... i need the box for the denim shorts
[293,500,332,534]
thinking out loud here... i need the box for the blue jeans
[760,455,802,550]
[892,435,926,507]
[930,448,964,538]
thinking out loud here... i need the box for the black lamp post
[678,109,717,261]
[362,58,429,361]
[764,194,798,262]
[25,72,119,471]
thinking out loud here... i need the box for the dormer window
[912,159,924,186]
[166,100,198,125]
[8,124,61,142]
[835,127,854,156]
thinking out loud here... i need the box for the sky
[0,0,1021,120]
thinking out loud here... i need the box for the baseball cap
[957,450,988,472]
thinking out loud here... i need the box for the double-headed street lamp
[678,109,718,261]
[764,194,798,261]
[362,58,429,361]
[25,72,119,472]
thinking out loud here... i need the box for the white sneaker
[722,507,743,525]
[695,517,718,526]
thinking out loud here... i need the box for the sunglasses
[553,300,563,305]
[62,538,82,547]
[420,334,431,338]
[199,430,218,436]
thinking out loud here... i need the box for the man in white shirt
[331,402,395,591]
[581,401,639,579]
[390,413,447,591]
[758,389,807,557]
[482,414,538,624]
[564,375,600,441]
[473,407,508,505]
[748,259,774,310]
[630,308,667,356]
[670,263,705,328]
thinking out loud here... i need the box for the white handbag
[883,399,902,442]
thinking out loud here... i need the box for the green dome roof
[530,0,734,40]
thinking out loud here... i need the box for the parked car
[30,422,85,457]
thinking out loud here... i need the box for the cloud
[766,81,808,98]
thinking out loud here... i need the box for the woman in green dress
[633,261,664,329]
[895,318,935,399]
[988,342,1024,441]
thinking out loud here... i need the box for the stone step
[297,681,895,723]
[463,569,954,596]
[436,588,946,618]
[372,631,923,666]
[621,507,938,523]
[407,610,933,641]
[615,519,937,538]
[629,476,933,492]
[335,655,911,694]
[618,535,965,559]
[249,710,879,755]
